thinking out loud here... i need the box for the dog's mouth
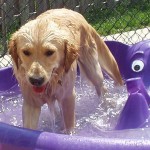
[30,68,60,93]
[32,85,47,93]
[28,76,47,93]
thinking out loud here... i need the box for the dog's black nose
[29,77,44,86]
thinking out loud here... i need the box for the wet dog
[9,8,123,133]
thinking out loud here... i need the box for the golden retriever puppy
[8,8,123,134]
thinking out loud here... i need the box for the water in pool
[0,76,150,138]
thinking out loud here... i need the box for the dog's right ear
[8,34,19,69]
[64,41,79,72]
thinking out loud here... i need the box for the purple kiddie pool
[0,40,150,150]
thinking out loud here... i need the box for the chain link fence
[0,0,150,67]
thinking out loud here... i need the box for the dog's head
[9,19,78,92]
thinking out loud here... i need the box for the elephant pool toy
[106,40,150,130]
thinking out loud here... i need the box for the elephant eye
[131,60,144,72]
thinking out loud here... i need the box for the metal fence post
[1,1,7,57]
[19,0,29,25]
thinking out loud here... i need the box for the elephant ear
[64,41,79,72]
[8,33,19,69]
[105,41,130,79]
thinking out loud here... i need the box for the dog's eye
[23,50,31,56]
[45,50,55,56]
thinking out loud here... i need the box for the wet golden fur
[9,8,123,133]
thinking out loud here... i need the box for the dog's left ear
[8,33,19,69]
[64,41,78,72]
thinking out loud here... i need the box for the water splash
[0,84,23,127]
[1,77,150,138]
[75,76,128,134]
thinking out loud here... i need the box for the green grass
[85,0,150,36]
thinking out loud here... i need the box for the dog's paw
[60,129,75,135]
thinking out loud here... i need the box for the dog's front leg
[22,100,41,129]
[61,90,75,134]
[47,99,57,132]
